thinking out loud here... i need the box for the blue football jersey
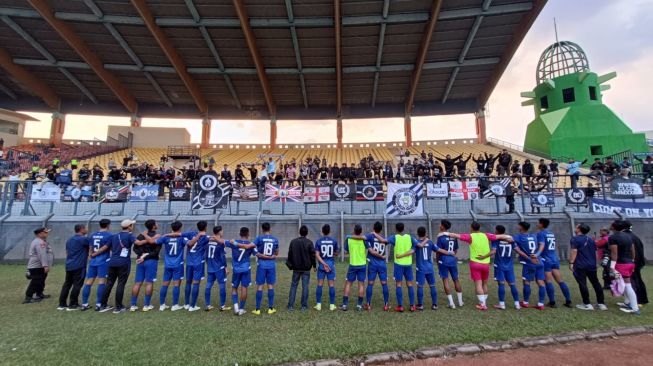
[492,239,517,270]
[206,238,227,273]
[315,236,339,270]
[537,230,559,264]
[253,234,279,270]
[436,235,458,266]
[184,232,208,267]
[89,231,113,266]
[365,233,387,267]
[158,235,188,268]
[513,233,540,265]
[226,240,257,274]
[415,239,437,273]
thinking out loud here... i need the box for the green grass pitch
[0,262,651,365]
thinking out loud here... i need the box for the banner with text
[590,198,653,218]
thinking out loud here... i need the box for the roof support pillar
[130,115,141,127]
[201,117,211,149]
[475,108,487,144]
[404,115,412,148]
[334,0,342,118]
[336,118,343,149]
[50,112,65,147]
[270,117,277,149]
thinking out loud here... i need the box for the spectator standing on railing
[522,159,534,184]
[436,154,462,178]
[537,159,549,181]
[590,158,605,177]
[603,157,619,178]
[45,165,57,181]
[455,154,472,177]
[247,164,258,184]
[498,149,512,175]
[235,164,245,186]
[78,164,90,182]
[634,155,653,182]
[567,157,587,189]
[473,154,488,176]
[220,164,232,185]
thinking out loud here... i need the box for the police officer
[24,227,54,304]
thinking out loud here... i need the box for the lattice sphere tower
[536,41,590,84]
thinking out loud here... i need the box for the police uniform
[25,230,54,302]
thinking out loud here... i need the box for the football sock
[329,286,336,305]
[498,283,506,302]
[96,284,105,306]
[509,284,520,302]
[268,289,275,308]
[407,286,415,306]
[523,283,531,303]
[559,282,571,302]
[316,285,323,304]
[396,287,403,307]
[172,286,180,305]
[191,284,200,307]
[82,284,91,305]
[545,282,556,302]
[429,285,438,305]
[366,284,373,304]
[417,286,424,305]
[159,285,169,305]
[382,284,389,304]
[255,290,263,310]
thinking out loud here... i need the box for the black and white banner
[386,183,424,217]
[232,185,259,201]
[564,188,587,205]
[330,183,355,201]
[482,178,510,198]
[192,172,229,209]
[169,187,191,201]
[529,192,555,208]
[31,183,61,202]
[356,183,384,201]
[610,178,645,199]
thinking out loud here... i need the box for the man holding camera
[24,228,54,304]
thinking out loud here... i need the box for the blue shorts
[256,266,276,285]
[317,267,336,281]
[543,261,560,272]
[367,263,388,282]
[186,263,205,282]
[416,271,436,286]
[438,263,459,280]
[232,271,251,288]
[346,265,366,282]
[163,266,184,282]
[86,263,108,279]
[134,260,158,283]
[494,265,516,283]
[393,264,414,282]
[207,270,227,286]
[522,263,545,282]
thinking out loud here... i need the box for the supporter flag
[449,180,480,200]
[529,192,555,208]
[30,183,61,202]
[304,185,330,204]
[100,184,129,203]
[330,183,355,201]
[482,178,510,198]
[129,185,159,202]
[426,182,448,198]
[63,185,94,202]
[564,188,587,205]
[265,183,302,203]
[191,171,230,209]
[169,187,190,201]
[232,185,259,201]
[386,183,424,217]
[610,178,645,199]
[356,183,384,201]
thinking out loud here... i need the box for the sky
[19,0,653,145]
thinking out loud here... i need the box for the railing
[1,173,650,217]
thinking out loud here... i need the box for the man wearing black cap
[24,227,53,304]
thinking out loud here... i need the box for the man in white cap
[99,219,142,313]
[24,227,53,304]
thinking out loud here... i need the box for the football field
[0,263,651,365]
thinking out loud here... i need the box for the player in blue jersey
[537,218,572,308]
[81,219,112,311]
[157,221,188,311]
[130,219,160,312]
[224,227,257,315]
[252,222,280,315]
[185,221,209,312]
[436,220,464,309]
[205,226,231,312]
[364,221,390,311]
[487,225,521,310]
[314,224,339,311]
[512,221,547,310]
[415,226,448,310]
[181,221,209,311]
[387,222,419,312]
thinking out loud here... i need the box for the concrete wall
[2,212,651,264]
[108,126,190,148]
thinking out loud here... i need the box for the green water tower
[521,41,647,159]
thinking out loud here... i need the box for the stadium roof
[0,0,546,120]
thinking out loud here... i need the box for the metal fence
[1,174,651,217]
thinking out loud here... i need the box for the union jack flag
[264,183,302,203]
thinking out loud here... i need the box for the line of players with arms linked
[50,216,643,315]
